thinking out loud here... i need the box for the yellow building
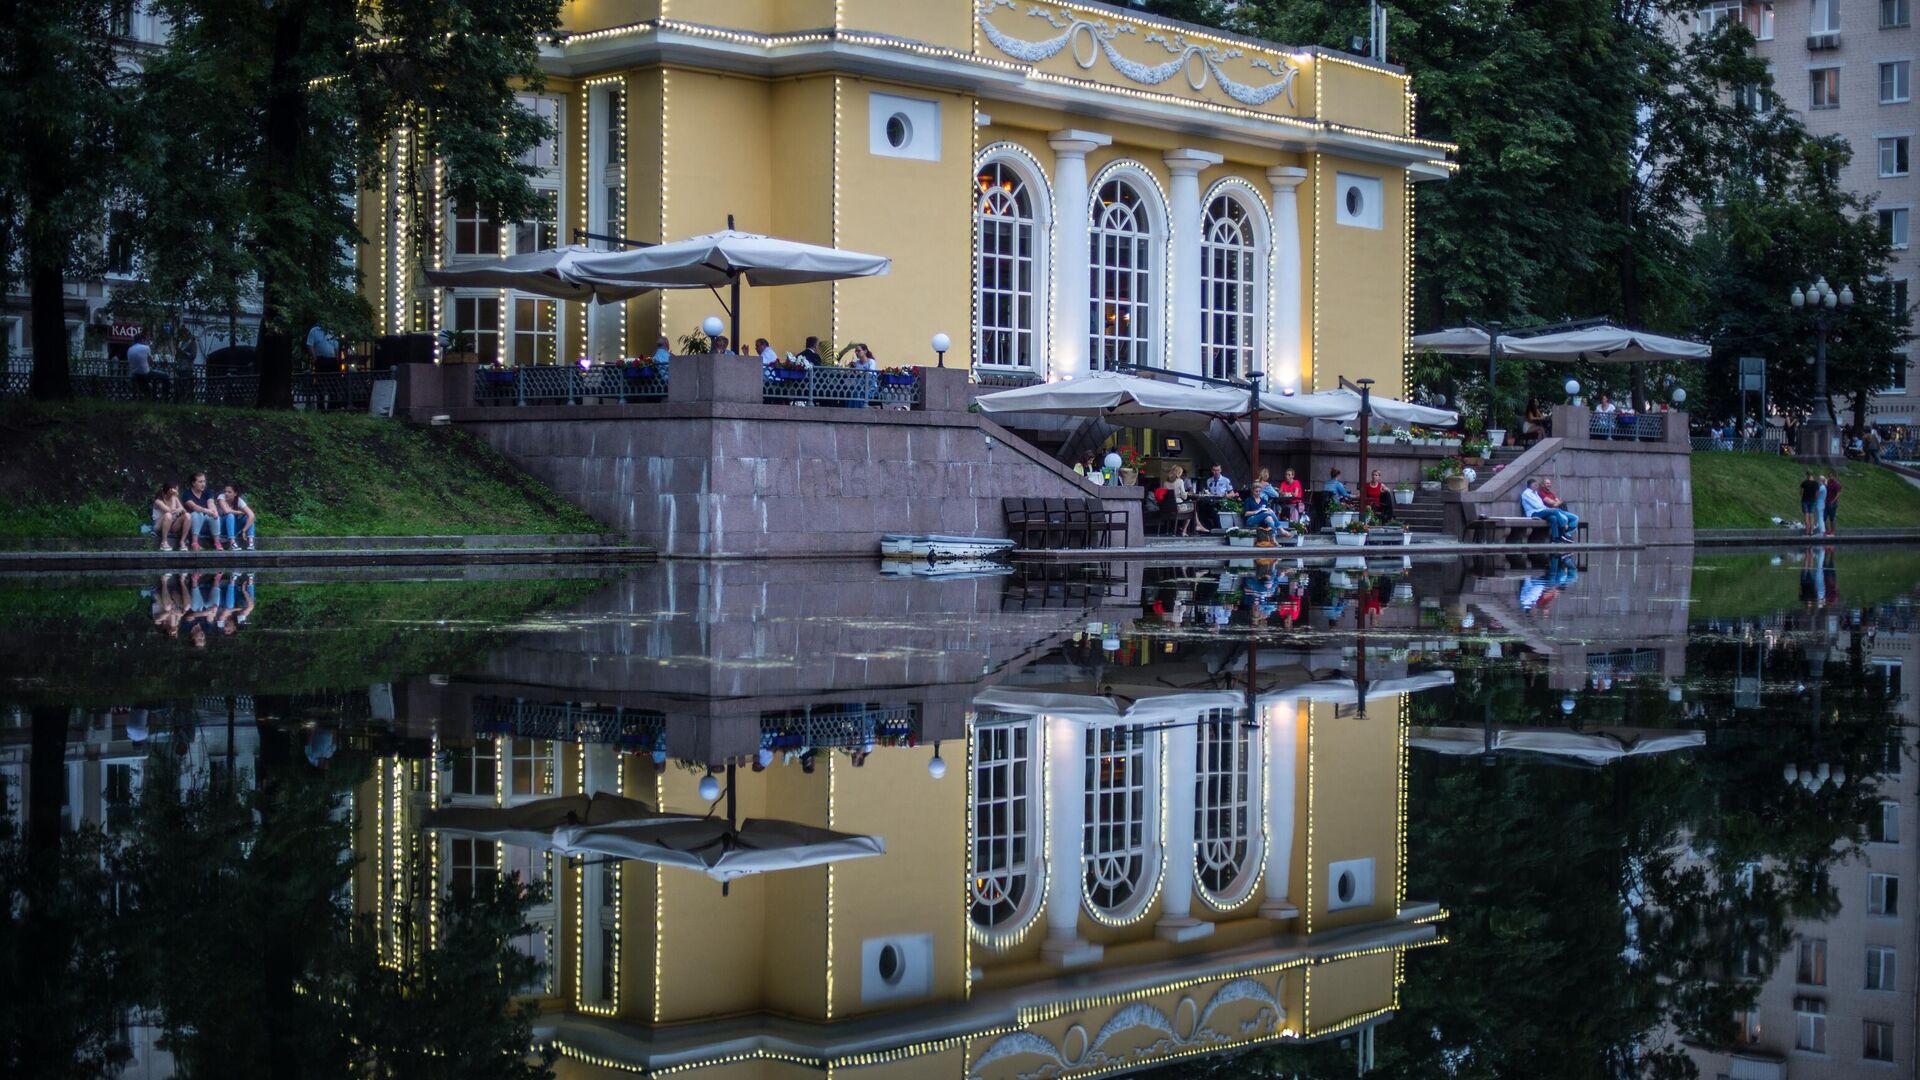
[365,0,1453,392]
[358,682,1444,1078]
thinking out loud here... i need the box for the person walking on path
[1801,471,1821,534]
[127,333,154,399]
[1824,471,1842,537]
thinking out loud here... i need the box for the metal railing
[471,364,668,406]
[1587,411,1668,442]
[1690,436,1785,453]
[971,367,1043,389]
[758,702,920,751]
[1,363,375,410]
[763,366,920,408]
[471,697,666,747]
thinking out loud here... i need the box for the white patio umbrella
[1409,326,1507,355]
[567,225,891,348]
[1411,725,1705,764]
[423,245,662,303]
[1291,388,1459,427]
[1286,670,1457,704]
[971,685,1250,725]
[565,817,886,883]
[1498,325,1710,364]
[973,371,1250,430]
[422,793,699,854]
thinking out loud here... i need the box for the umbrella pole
[727,214,741,350]
[1248,372,1262,490]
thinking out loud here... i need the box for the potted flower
[1214,495,1244,530]
[1224,527,1259,548]
[439,328,480,365]
[621,356,660,378]
[1439,456,1470,493]
[1441,430,1462,447]
[767,357,811,382]
[1111,444,1144,487]
[1392,481,1415,505]
[1342,426,1360,443]
[1420,465,1444,494]
[880,365,917,387]
[478,360,516,386]
[1392,426,1413,445]
[1487,426,1508,448]
[1327,499,1358,531]
[1459,438,1490,466]
[1335,517,1370,547]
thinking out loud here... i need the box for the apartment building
[1688,602,1918,1079]
[1703,1,1918,424]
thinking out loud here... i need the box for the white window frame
[1873,798,1902,843]
[1885,0,1911,29]
[587,83,627,362]
[1083,723,1161,922]
[1814,0,1842,33]
[1881,135,1912,177]
[1882,59,1913,104]
[1199,184,1268,383]
[446,836,497,899]
[450,200,503,258]
[1867,946,1898,990]
[1812,66,1842,109]
[1194,708,1262,908]
[513,190,560,256]
[970,719,1042,938]
[1697,1,1742,34]
[973,149,1051,370]
[1870,871,1899,915]
[1748,1,1776,38]
[1795,997,1828,1053]
[580,860,619,1008]
[511,295,560,367]
[505,737,556,798]
[1864,1019,1894,1062]
[1800,936,1829,985]
[1087,164,1166,372]
[446,292,503,365]
[1883,208,1912,250]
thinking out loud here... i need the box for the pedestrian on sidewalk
[1800,470,1820,533]
[1824,470,1841,537]
[127,333,153,399]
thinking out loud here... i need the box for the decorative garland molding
[975,0,1299,108]
[968,975,1287,1079]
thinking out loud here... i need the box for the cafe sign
[108,323,144,342]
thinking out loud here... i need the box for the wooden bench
[1463,516,1551,544]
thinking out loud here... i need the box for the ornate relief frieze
[968,975,1287,1079]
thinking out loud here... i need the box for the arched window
[975,159,1044,368]
[970,721,1039,932]
[1201,193,1260,381]
[1084,723,1157,919]
[1089,177,1155,371]
[1195,709,1261,906]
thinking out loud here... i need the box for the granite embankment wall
[393,358,1144,558]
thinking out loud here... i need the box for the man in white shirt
[1518,477,1573,543]
[1203,464,1235,497]
[756,337,778,365]
[126,333,153,397]
[305,323,340,371]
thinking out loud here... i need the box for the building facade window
[1697,1,1741,33]
[448,294,502,364]
[1200,192,1262,381]
[1882,136,1911,176]
[448,837,497,899]
[1870,872,1900,915]
[1812,67,1841,109]
[1886,0,1911,29]
[1813,0,1841,33]
[587,84,627,362]
[970,721,1037,932]
[1800,936,1829,985]
[1872,798,1902,842]
[975,157,1045,368]
[1083,724,1157,919]
[1864,1020,1894,1062]
[1747,0,1776,37]
[506,737,555,797]
[452,202,502,257]
[1089,176,1157,371]
[516,94,562,171]
[1867,946,1898,990]
[1194,710,1259,906]
[1795,998,1828,1052]
[514,190,560,255]
[1883,209,1911,250]
[1882,60,1912,103]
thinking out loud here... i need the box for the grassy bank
[1690,452,1920,530]
[0,401,601,539]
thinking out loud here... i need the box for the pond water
[3,547,1916,1080]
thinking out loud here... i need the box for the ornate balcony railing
[471,364,668,406]
[1,359,374,410]
[762,366,920,408]
[1587,411,1667,442]
[471,696,666,747]
[1689,436,1784,453]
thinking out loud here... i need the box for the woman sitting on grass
[151,484,191,551]
[218,484,257,550]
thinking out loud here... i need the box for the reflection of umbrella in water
[422,793,696,854]
[1411,725,1706,766]
[565,816,886,884]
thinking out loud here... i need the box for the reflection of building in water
[360,641,1445,1078]
[1687,596,1918,1079]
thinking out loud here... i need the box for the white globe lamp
[698,774,722,802]
[702,315,725,339]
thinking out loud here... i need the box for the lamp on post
[931,332,951,369]
[1790,275,1853,461]
[702,315,725,352]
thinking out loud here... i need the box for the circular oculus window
[885,114,912,149]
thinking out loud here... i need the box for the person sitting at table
[1324,467,1352,504]
[755,338,778,365]
[1074,452,1099,477]
[797,336,823,366]
[1523,397,1552,443]
[1203,463,1235,497]
[1594,394,1618,416]
[1363,469,1396,522]
[1163,465,1199,536]
[1242,482,1294,545]
[1275,467,1305,522]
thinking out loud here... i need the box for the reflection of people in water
[152,572,256,646]
[1800,547,1835,606]
[1518,556,1577,614]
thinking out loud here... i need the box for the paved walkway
[0,539,651,571]
[1695,527,1920,546]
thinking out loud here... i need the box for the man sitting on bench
[1540,477,1579,540]
[1519,477,1575,544]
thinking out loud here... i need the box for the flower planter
[1226,536,1257,548]
[1443,475,1470,493]
[480,370,516,385]
[1343,434,1360,443]
[881,374,915,387]
[1487,428,1507,447]
[768,368,808,382]
[1327,511,1357,530]
[1420,480,1442,494]
[1442,438,1462,447]
[1334,531,1369,547]
[1393,488,1415,505]
[1120,467,1138,487]
[1216,511,1241,530]
[1460,455,1483,467]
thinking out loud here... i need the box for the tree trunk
[22,24,72,402]
[1852,391,1868,437]
[253,2,309,410]
[27,706,70,871]
[27,260,71,400]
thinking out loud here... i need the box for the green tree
[129,0,563,407]
[0,2,131,400]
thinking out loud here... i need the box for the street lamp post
[1790,275,1853,461]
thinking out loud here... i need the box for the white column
[1047,130,1111,381]
[1267,166,1308,395]
[1260,698,1301,919]
[1165,149,1224,377]
[1041,716,1103,966]
[1155,719,1215,942]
